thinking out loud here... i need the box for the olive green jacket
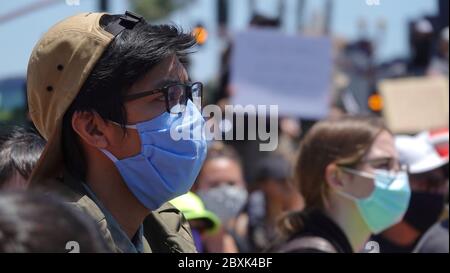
[45,171,197,253]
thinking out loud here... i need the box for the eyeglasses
[124,82,203,114]
[360,157,406,173]
[340,165,408,187]
[339,157,408,186]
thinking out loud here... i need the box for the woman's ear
[71,111,109,149]
[325,163,344,190]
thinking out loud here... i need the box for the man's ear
[71,111,109,149]
[325,163,345,191]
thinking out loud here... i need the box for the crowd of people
[0,10,448,253]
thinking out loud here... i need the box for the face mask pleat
[135,112,178,131]
[143,143,197,161]
[115,155,178,209]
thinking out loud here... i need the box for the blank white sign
[230,29,332,119]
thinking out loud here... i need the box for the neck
[379,221,421,246]
[85,149,150,239]
[327,194,372,252]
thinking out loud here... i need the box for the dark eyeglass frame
[124,82,203,114]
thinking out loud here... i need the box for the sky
[0,0,439,82]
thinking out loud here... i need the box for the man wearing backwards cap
[27,11,207,253]
[371,131,448,253]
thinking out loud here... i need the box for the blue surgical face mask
[338,168,411,234]
[101,100,207,210]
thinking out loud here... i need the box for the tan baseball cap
[27,11,143,185]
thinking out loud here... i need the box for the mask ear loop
[336,167,376,201]
[340,166,374,180]
[109,120,138,130]
[99,121,138,162]
[100,148,119,163]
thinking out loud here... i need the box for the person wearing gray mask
[192,142,249,253]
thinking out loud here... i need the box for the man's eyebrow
[153,77,189,88]
[153,78,179,88]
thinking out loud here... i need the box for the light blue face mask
[338,168,411,234]
[101,100,207,210]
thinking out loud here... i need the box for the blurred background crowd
[0,0,448,253]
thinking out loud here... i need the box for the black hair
[0,127,45,186]
[252,154,292,185]
[0,191,110,253]
[62,14,196,181]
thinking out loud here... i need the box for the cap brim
[184,210,221,234]
[29,119,64,187]
[409,152,449,174]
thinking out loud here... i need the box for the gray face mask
[198,184,248,225]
